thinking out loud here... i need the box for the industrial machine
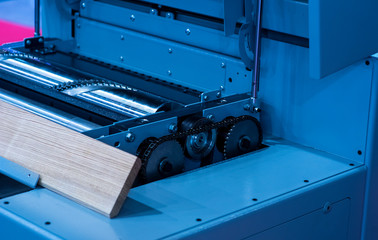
[1,0,378,239]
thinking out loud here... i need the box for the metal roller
[0,54,172,119]
[0,89,100,132]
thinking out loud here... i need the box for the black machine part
[138,139,185,183]
[217,118,263,159]
[181,116,217,161]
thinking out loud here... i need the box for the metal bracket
[0,156,40,188]
[201,90,222,102]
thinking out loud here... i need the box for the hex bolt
[185,28,191,35]
[168,123,178,133]
[38,38,44,43]
[166,12,174,19]
[81,2,86,8]
[26,40,31,45]
[220,85,224,90]
[120,56,124,61]
[207,115,215,121]
[150,9,157,15]
[167,70,172,76]
[253,107,261,113]
[220,62,226,68]
[203,95,209,101]
[125,132,135,142]
[243,104,251,110]
[168,48,173,53]
[130,14,136,22]
[216,91,221,98]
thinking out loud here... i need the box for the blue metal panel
[136,0,224,19]
[260,39,372,163]
[309,0,378,78]
[0,140,364,239]
[263,0,308,38]
[0,156,39,188]
[75,17,251,94]
[247,199,350,240]
[361,58,378,240]
[80,0,241,58]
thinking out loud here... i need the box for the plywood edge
[109,158,142,218]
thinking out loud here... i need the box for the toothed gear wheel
[138,139,185,183]
[181,116,217,161]
[218,117,262,159]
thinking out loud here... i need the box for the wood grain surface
[0,100,141,218]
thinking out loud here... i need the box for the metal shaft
[34,0,40,36]
[252,0,263,99]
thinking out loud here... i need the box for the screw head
[166,12,174,19]
[185,28,191,35]
[167,70,172,76]
[130,14,136,21]
[26,40,31,45]
[150,9,157,15]
[120,56,124,61]
[216,91,221,98]
[38,38,44,43]
[168,48,173,53]
[243,104,251,110]
[77,23,81,28]
[220,62,226,68]
[168,123,178,133]
[120,35,124,40]
[81,2,86,8]
[203,95,209,101]
[76,44,80,48]
[125,132,135,142]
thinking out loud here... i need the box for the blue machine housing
[1,0,378,239]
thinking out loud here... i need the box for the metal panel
[75,17,250,94]
[0,157,39,188]
[260,39,372,163]
[80,0,240,57]
[263,0,308,38]
[309,0,378,78]
[0,140,363,239]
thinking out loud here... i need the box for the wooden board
[0,100,141,218]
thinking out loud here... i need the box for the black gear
[217,117,262,159]
[138,139,184,183]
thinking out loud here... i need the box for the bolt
[76,44,80,48]
[150,9,157,15]
[185,28,191,35]
[166,12,174,19]
[253,107,261,113]
[120,56,124,61]
[168,123,178,133]
[167,70,172,76]
[203,95,209,101]
[77,23,81,28]
[120,35,124,40]
[168,48,172,53]
[26,40,31,45]
[159,159,173,174]
[81,2,86,8]
[216,91,221,98]
[220,85,224,90]
[38,38,43,43]
[243,104,251,110]
[125,132,135,142]
[207,115,215,121]
[130,14,136,21]
[220,62,226,68]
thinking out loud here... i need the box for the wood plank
[0,100,141,218]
